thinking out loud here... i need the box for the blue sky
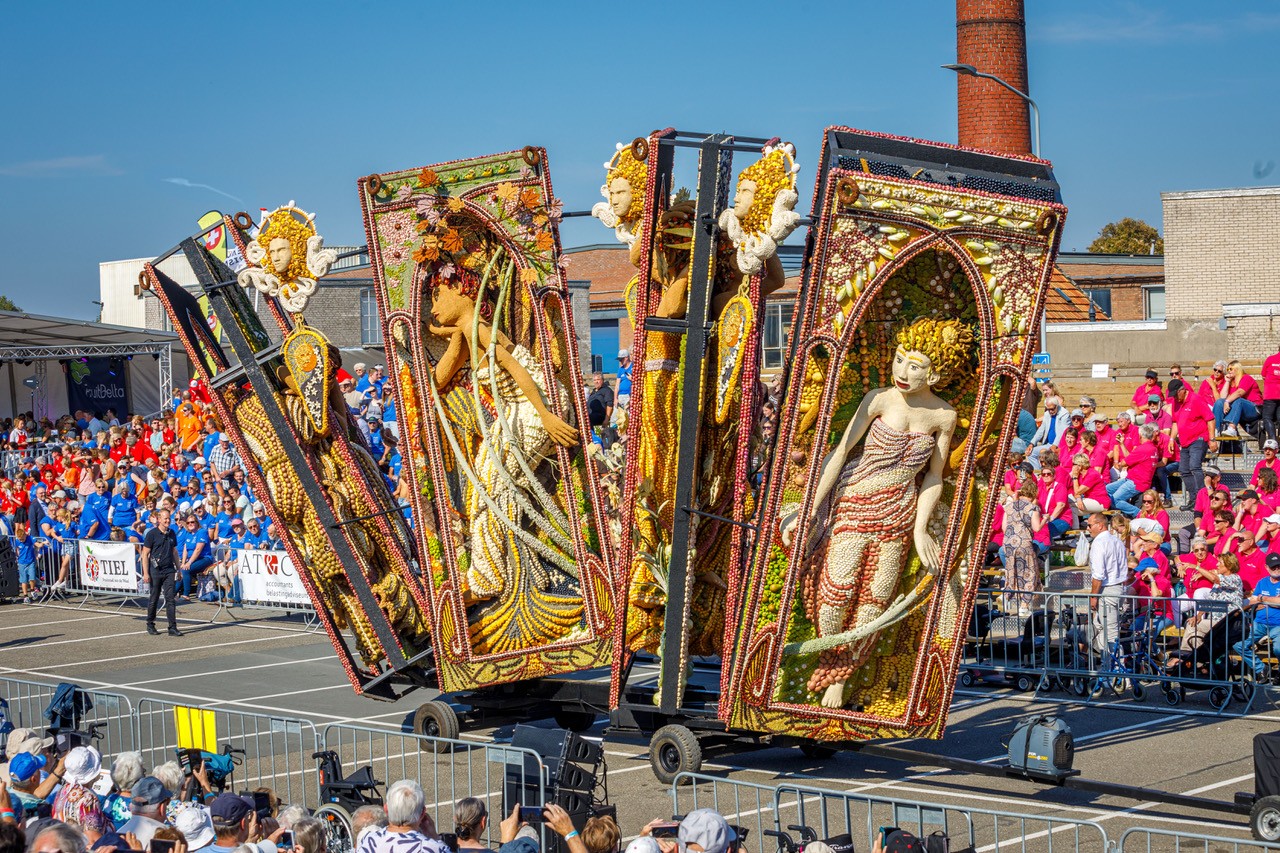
[1,1,1276,320]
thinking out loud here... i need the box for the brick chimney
[955,0,1032,157]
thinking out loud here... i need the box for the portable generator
[1006,714,1078,783]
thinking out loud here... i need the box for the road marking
[0,613,119,632]
[2,628,151,647]
[118,655,336,687]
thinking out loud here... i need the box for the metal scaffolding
[0,343,172,421]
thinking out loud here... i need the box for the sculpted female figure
[783,318,973,708]
[422,215,581,651]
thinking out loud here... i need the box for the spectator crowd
[3,365,405,607]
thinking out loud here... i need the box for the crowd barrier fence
[673,773,1114,853]
[318,723,550,846]
[1118,826,1280,853]
[0,675,136,757]
[135,697,322,810]
[961,587,1270,714]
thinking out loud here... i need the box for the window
[360,289,383,346]
[1143,286,1166,321]
[762,302,792,370]
[590,319,620,374]
[1081,287,1111,320]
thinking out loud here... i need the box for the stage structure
[358,148,617,695]
[721,127,1065,741]
[143,211,433,699]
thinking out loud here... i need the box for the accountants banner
[77,540,139,593]
[65,357,129,417]
[235,549,310,606]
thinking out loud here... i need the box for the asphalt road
[6,598,1277,851]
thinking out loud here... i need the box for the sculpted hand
[541,411,580,448]
[429,325,461,338]
[915,531,941,572]
[779,513,799,549]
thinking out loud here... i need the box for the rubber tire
[798,742,837,760]
[413,700,461,753]
[1209,685,1232,711]
[553,708,598,733]
[1013,675,1033,692]
[959,671,974,687]
[1037,676,1052,693]
[1130,680,1146,702]
[1234,681,1257,703]
[1164,686,1184,706]
[1252,795,1280,842]
[649,724,703,785]
[314,803,355,853]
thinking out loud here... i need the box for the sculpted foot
[821,682,846,708]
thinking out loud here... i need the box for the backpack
[0,698,13,759]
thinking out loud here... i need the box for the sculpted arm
[913,411,957,572]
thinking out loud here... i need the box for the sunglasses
[1142,499,1154,504]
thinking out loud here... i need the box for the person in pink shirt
[1177,488,1232,553]
[1208,509,1236,556]
[1194,465,1231,519]
[1215,360,1262,438]
[1069,451,1109,522]
[1133,369,1164,411]
[1236,528,1268,593]
[1256,468,1280,514]
[1080,429,1108,478]
[1090,415,1117,455]
[1133,552,1175,637]
[1261,347,1280,445]
[1036,464,1070,540]
[1168,377,1215,511]
[1002,440,1030,497]
[1199,360,1229,406]
[1108,423,1159,516]
[1059,409,1085,453]
[1178,536,1220,602]
[1235,488,1266,538]
[1258,513,1280,553]
[1251,440,1280,486]
[1109,410,1137,461]
[1136,489,1171,550]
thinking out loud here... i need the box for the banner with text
[78,540,139,593]
[235,549,310,606]
[65,357,130,417]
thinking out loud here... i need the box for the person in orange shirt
[176,402,202,455]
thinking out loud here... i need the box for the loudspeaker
[510,724,602,794]
[0,536,17,599]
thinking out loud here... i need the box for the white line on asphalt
[0,613,121,632]
[9,628,151,647]
[118,655,337,687]
[4,634,301,669]
[25,601,318,635]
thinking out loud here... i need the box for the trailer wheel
[799,742,837,760]
[314,803,355,853]
[553,708,598,733]
[413,700,460,752]
[1252,795,1280,842]
[649,724,702,785]
[1234,681,1257,704]
[959,671,974,687]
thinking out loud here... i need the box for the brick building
[955,0,1032,157]
[1054,252,1164,322]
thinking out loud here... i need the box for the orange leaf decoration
[417,168,439,188]
[442,229,465,253]
[534,232,554,251]
[413,242,440,263]
[519,188,541,209]
[519,268,540,285]
[446,196,465,212]
[496,182,517,201]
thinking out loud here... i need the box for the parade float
[146,124,1064,779]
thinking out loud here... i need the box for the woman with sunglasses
[1037,461,1070,541]
[1136,490,1171,554]
[1214,360,1262,439]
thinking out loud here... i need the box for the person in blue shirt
[218,515,251,605]
[125,521,147,544]
[79,479,111,541]
[241,516,269,549]
[1235,552,1280,678]
[367,418,386,462]
[615,349,632,404]
[169,457,202,491]
[175,512,214,598]
[15,522,38,600]
[108,482,139,530]
[208,495,238,542]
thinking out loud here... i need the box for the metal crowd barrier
[1119,826,1280,852]
[319,722,549,846]
[961,587,1268,714]
[672,773,1114,853]
[0,675,136,757]
[135,697,320,809]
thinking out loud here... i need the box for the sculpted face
[892,347,938,394]
[430,283,471,328]
[732,179,758,220]
[268,237,292,275]
[608,177,633,218]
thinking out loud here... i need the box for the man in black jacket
[142,509,181,636]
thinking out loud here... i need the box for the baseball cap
[1204,465,1222,478]
[1167,378,1187,395]
[1136,556,1159,573]
[5,727,38,757]
[176,805,216,849]
[1268,553,1280,570]
[626,839,662,853]
[132,776,173,806]
[1240,489,1260,501]
[218,433,229,443]
[1267,514,1280,524]
[1148,394,1161,404]
[9,752,47,783]
[1145,369,1158,380]
[618,348,630,359]
[678,809,736,853]
[62,745,103,785]
[1267,440,1280,451]
[210,792,254,824]
[1070,408,1084,419]
[193,457,207,466]
[883,830,926,853]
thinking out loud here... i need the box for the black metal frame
[164,238,412,687]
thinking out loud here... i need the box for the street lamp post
[942,63,1040,159]
[943,63,1048,359]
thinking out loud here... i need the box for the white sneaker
[1223,425,1240,438]
[1018,606,1031,619]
